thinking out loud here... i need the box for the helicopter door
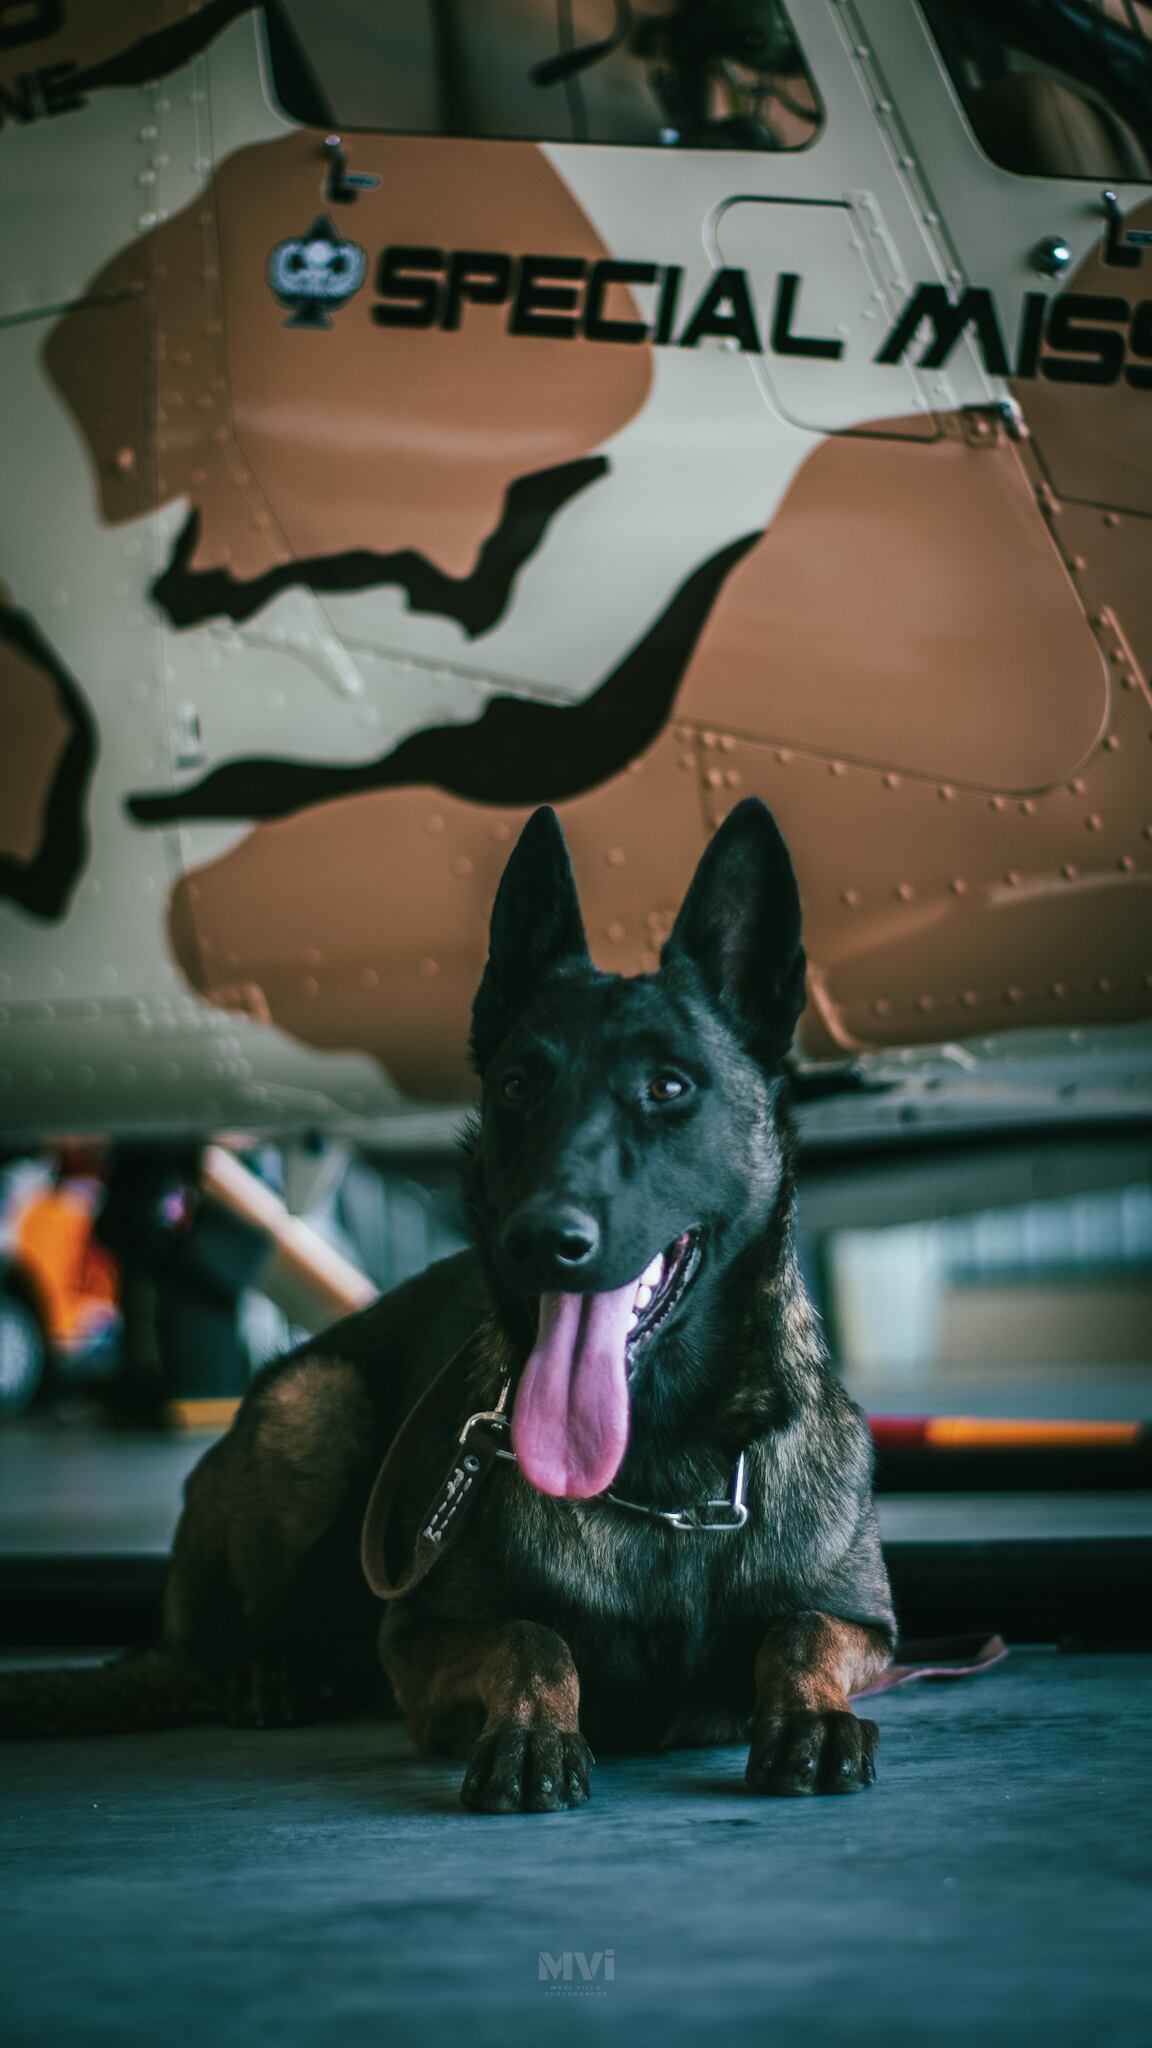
[667,0,1013,440]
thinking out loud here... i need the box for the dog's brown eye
[648,1074,687,1103]
[500,1072,527,1103]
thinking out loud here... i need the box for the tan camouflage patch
[46,131,652,585]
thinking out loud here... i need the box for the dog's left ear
[470,807,591,1072]
[661,798,806,1068]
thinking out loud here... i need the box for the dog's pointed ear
[470,807,590,1072]
[661,799,806,1068]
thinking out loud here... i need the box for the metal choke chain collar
[462,1381,751,1532]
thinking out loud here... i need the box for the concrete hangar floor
[0,1645,1149,2048]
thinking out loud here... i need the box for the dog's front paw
[460,1720,593,1813]
[745,1709,877,1796]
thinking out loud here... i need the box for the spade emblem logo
[266,213,367,329]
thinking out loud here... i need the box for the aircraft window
[922,0,1152,180]
[263,0,822,151]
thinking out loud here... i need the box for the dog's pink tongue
[511,1283,634,1499]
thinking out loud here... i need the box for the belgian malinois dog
[1,799,894,1806]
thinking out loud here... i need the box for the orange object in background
[12,1178,118,1350]
[870,1416,1146,1450]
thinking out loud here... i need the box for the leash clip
[459,1380,517,1463]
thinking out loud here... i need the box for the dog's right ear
[470,807,590,1073]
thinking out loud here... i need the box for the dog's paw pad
[460,1722,592,1813]
[745,1710,878,1797]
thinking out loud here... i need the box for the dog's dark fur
[0,800,894,1806]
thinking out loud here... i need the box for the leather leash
[360,1329,512,1601]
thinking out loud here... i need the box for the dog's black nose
[501,1205,600,1279]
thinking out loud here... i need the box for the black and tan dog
[1,799,894,1806]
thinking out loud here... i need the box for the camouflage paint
[45,131,654,591]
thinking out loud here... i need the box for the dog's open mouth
[625,1230,701,1352]
[510,1230,700,1502]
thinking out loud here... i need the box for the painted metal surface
[0,1,1150,1142]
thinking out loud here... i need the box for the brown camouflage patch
[46,131,652,586]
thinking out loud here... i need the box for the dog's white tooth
[641,1253,664,1288]
[635,1284,653,1309]
[627,1310,639,1329]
